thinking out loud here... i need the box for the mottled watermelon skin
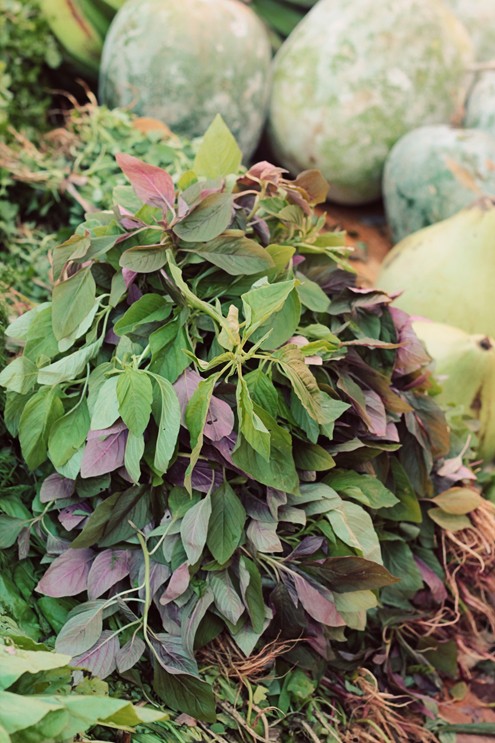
[268,0,473,205]
[446,0,495,61]
[99,0,272,158]
[383,125,495,243]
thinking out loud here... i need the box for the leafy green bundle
[0,118,470,722]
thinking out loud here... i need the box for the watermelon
[446,0,495,61]
[268,0,473,205]
[383,125,495,242]
[99,0,272,158]
[465,73,495,137]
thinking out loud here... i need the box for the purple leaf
[40,474,75,503]
[71,630,119,679]
[174,369,234,441]
[150,633,197,676]
[87,549,131,600]
[246,520,283,553]
[18,528,30,560]
[58,502,92,531]
[414,557,448,604]
[139,561,171,601]
[293,573,345,627]
[36,548,94,597]
[160,563,190,605]
[390,307,430,377]
[122,268,137,288]
[80,422,128,478]
[168,457,222,493]
[288,536,326,559]
[116,153,175,210]
[182,591,214,656]
[46,534,71,555]
[116,635,146,673]
[364,390,387,437]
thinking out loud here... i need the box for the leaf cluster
[0,117,476,722]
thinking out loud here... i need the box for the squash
[464,72,495,137]
[383,125,495,242]
[99,0,272,158]
[268,0,473,205]
[378,200,495,338]
[445,0,495,61]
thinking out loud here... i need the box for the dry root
[338,670,438,743]
[198,634,300,682]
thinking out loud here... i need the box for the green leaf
[274,344,328,424]
[117,369,153,436]
[150,374,180,474]
[52,268,96,341]
[378,459,422,523]
[242,279,296,333]
[71,487,150,548]
[296,272,331,312]
[244,369,279,418]
[19,387,64,470]
[153,662,216,722]
[301,556,399,593]
[173,193,234,243]
[119,244,169,273]
[48,400,90,468]
[193,114,242,178]
[149,319,192,383]
[207,482,246,564]
[236,376,270,461]
[55,602,104,656]
[232,407,299,495]
[294,443,335,472]
[114,294,171,336]
[180,494,212,565]
[326,500,382,564]
[0,690,61,734]
[325,470,399,509]
[380,541,423,603]
[251,288,301,351]
[432,487,483,515]
[0,356,38,395]
[0,516,25,549]
[239,557,265,634]
[23,306,59,363]
[37,340,100,386]
[181,235,274,276]
[90,376,120,430]
[0,645,70,691]
[428,509,472,532]
[124,431,145,483]
[184,372,220,494]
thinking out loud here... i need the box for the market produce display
[99,0,272,158]
[3,0,495,739]
[2,115,486,738]
[268,0,473,205]
[383,125,495,242]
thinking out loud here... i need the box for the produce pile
[1,115,495,741]
[2,0,495,740]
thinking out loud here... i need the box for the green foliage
[0,104,195,301]
[0,117,482,729]
[0,0,61,134]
